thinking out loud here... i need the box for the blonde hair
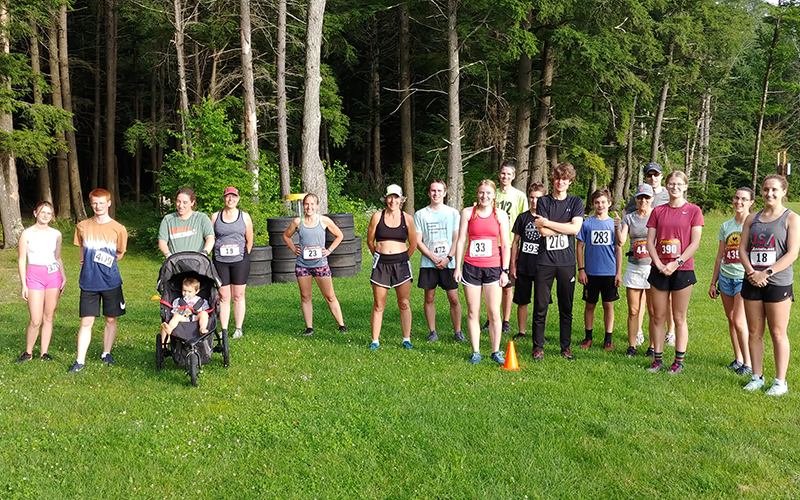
[665,171,688,185]
[182,277,200,292]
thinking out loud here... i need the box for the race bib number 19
[93,251,114,268]
[546,234,568,251]
[220,244,240,257]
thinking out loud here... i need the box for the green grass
[2,206,800,499]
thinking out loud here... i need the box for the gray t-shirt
[624,186,670,214]
[621,211,651,266]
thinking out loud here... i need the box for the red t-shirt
[464,207,501,268]
[646,202,704,270]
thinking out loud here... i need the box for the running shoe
[625,346,637,358]
[427,331,439,342]
[481,320,490,331]
[470,352,482,364]
[561,349,574,361]
[401,340,415,349]
[645,347,655,359]
[532,349,543,362]
[303,328,315,337]
[646,361,664,373]
[454,331,467,342]
[14,352,32,363]
[101,353,116,366]
[369,342,379,350]
[501,321,511,333]
[338,325,348,334]
[579,338,592,349]
[668,361,683,374]
[766,378,788,396]
[67,361,85,373]
[743,374,765,391]
[735,365,752,377]
[635,331,644,346]
[603,341,614,351]
[513,332,527,341]
[232,328,244,339]
[40,353,53,361]
[490,351,505,365]
[727,360,744,371]
[666,332,676,347]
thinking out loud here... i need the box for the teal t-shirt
[718,217,745,279]
[159,211,214,254]
[414,205,460,269]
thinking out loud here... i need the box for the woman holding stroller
[158,187,215,257]
[282,193,348,336]
[15,201,66,362]
[211,187,253,340]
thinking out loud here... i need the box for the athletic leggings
[532,265,576,352]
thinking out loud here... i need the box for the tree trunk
[92,0,102,190]
[370,18,382,189]
[531,37,553,186]
[193,40,202,106]
[48,17,70,218]
[29,19,52,203]
[105,0,118,212]
[399,2,414,213]
[0,2,23,247]
[753,14,781,191]
[624,94,637,202]
[151,69,158,209]
[651,42,673,164]
[59,4,86,221]
[443,0,461,210]
[276,0,290,203]
[700,93,712,188]
[512,23,532,190]
[240,0,259,197]
[174,0,192,156]
[686,105,701,181]
[300,0,328,213]
[134,56,141,207]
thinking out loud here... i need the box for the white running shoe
[666,332,676,347]
[636,331,644,346]
[743,374,765,391]
[766,378,788,396]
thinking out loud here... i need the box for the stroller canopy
[157,252,223,294]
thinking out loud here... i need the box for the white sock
[102,352,110,358]
[77,358,85,364]
[403,337,411,342]
[372,340,379,345]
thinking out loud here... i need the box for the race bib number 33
[469,239,492,258]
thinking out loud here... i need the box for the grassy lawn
[1,206,800,499]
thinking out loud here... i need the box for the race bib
[46,262,60,274]
[724,248,740,265]
[303,245,323,261]
[93,251,114,268]
[372,253,380,269]
[632,240,649,259]
[658,239,681,259]
[750,247,776,267]
[469,239,492,258]
[430,238,449,258]
[546,234,568,251]
[219,244,240,257]
[521,242,539,255]
[591,230,612,246]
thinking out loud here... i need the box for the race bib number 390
[658,239,681,259]
[469,239,492,258]
[93,251,114,268]
[546,234,568,251]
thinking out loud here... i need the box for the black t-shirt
[512,211,541,276]
[535,194,584,267]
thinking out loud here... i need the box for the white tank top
[26,227,60,266]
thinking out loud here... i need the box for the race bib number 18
[750,247,776,267]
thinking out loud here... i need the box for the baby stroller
[156,252,230,386]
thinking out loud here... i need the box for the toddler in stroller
[156,252,230,386]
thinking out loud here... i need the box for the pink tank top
[464,207,501,268]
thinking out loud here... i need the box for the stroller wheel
[188,352,199,387]
[155,334,164,371]
[222,328,230,367]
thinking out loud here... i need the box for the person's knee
[300,291,313,303]
[424,293,436,306]
[105,316,118,326]
[398,297,411,311]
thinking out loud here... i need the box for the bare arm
[576,240,587,285]
[322,216,344,256]
[510,234,520,279]
[158,239,170,257]
[405,213,417,257]
[452,207,472,283]
[18,230,28,300]
[366,211,381,255]
[55,232,66,293]
[498,211,510,287]
[536,216,583,237]
[709,239,725,299]
[614,241,623,288]
[244,212,254,253]
[283,217,302,256]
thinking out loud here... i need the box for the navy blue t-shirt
[535,194,584,267]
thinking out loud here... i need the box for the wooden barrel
[247,245,272,287]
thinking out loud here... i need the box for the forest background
[2,0,800,247]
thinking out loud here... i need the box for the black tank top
[375,210,408,242]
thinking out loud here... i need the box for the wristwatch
[501,269,509,274]
[676,257,685,267]
[448,255,454,262]
[766,268,774,277]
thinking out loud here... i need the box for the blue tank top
[297,215,328,268]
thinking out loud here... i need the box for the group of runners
[14,166,798,395]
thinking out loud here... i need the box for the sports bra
[375,210,408,243]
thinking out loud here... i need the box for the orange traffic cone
[502,340,520,370]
